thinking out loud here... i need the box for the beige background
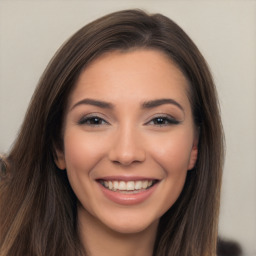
[0,0,255,255]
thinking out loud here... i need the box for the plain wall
[0,1,255,255]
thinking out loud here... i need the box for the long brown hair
[0,9,224,256]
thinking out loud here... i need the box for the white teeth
[142,180,148,189]
[127,181,135,191]
[113,181,119,191]
[135,181,142,190]
[104,181,109,188]
[119,181,126,190]
[101,180,154,192]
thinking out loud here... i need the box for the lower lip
[98,183,158,205]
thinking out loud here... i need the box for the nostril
[112,159,143,166]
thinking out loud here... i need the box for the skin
[56,49,198,256]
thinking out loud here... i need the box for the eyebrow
[142,98,184,112]
[71,98,114,110]
[71,98,184,112]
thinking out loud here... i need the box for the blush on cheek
[154,143,192,170]
[64,135,108,174]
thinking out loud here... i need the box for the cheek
[148,132,193,215]
[62,131,109,213]
[63,131,107,174]
[149,130,194,174]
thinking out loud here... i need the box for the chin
[99,212,160,235]
[111,223,150,234]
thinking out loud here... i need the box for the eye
[78,115,109,126]
[147,116,180,126]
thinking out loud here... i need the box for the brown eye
[147,116,180,126]
[78,116,108,126]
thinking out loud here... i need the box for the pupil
[88,117,100,125]
[157,118,164,124]
[92,118,100,124]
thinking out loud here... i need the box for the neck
[77,207,158,256]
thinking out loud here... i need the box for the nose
[108,126,146,166]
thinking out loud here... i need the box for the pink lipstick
[97,178,159,205]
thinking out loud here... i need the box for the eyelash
[78,115,109,126]
[78,115,180,127]
[146,115,180,126]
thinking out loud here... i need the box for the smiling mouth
[98,179,158,194]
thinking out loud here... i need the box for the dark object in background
[217,237,243,256]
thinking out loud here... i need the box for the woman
[0,9,224,256]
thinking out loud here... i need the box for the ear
[188,128,200,170]
[188,144,198,170]
[54,148,66,170]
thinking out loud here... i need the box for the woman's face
[56,49,198,234]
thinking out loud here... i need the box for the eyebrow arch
[71,98,114,110]
[142,98,184,112]
[70,98,184,112]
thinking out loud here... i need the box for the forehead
[68,49,190,107]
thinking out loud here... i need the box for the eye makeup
[78,114,109,126]
[145,115,181,126]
